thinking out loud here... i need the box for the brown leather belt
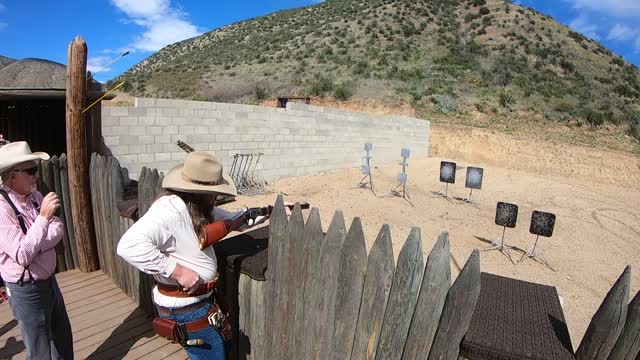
[184,305,217,333]
[156,280,217,298]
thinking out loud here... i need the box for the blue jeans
[157,300,226,360]
[6,276,74,360]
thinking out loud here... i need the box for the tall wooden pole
[66,36,99,272]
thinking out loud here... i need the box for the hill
[109,0,640,142]
[0,56,16,71]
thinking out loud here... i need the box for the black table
[461,273,575,360]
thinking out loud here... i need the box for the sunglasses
[14,167,39,176]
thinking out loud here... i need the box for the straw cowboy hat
[162,151,237,196]
[0,141,50,174]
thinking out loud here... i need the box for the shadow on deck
[0,270,188,360]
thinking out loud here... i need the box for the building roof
[0,58,115,100]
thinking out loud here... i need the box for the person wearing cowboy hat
[118,151,281,359]
[0,141,74,360]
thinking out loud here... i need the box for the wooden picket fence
[37,154,78,272]
[237,194,480,360]
[89,153,162,315]
[238,195,640,360]
[79,155,639,359]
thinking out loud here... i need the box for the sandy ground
[220,124,640,348]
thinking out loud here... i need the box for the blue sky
[0,0,638,83]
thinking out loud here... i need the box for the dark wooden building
[0,58,113,156]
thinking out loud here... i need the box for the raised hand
[39,192,61,219]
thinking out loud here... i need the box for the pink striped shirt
[0,185,64,282]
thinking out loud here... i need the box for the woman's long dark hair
[161,189,214,240]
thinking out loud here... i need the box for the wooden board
[308,211,347,358]
[609,289,640,360]
[375,227,424,360]
[402,232,451,360]
[332,217,367,359]
[0,270,186,360]
[351,225,395,360]
[428,250,481,360]
[576,266,630,360]
[301,208,324,358]
[60,154,78,268]
[263,195,287,358]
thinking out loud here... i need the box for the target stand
[520,211,556,271]
[434,161,456,202]
[482,202,519,264]
[387,148,413,206]
[355,143,375,195]
[461,167,483,207]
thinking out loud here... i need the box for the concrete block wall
[102,98,430,181]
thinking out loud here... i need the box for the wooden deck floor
[0,270,188,360]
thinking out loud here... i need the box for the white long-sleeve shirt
[117,194,244,308]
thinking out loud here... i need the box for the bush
[333,83,353,100]
[479,6,490,15]
[499,90,515,108]
[583,108,605,128]
[431,94,458,114]
[626,111,640,140]
[255,86,268,100]
[309,75,333,96]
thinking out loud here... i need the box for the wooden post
[65,36,99,272]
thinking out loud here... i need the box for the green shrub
[309,75,333,96]
[333,83,353,100]
[431,94,458,113]
[499,90,515,107]
[479,6,490,15]
[611,57,625,67]
[255,86,268,100]
[583,108,605,128]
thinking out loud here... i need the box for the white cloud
[87,56,113,73]
[569,14,600,40]
[569,0,640,17]
[607,24,638,41]
[110,0,201,52]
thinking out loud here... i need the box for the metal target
[364,143,372,152]
[439,161,456,184]
[495,202,518,228]
[530,211,556,237]
[397,172,407,184]
[465,167,484,190]
[401,148,410,159]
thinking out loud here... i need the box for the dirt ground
[221,124,640,348]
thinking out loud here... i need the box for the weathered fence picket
[351,225,395,360]
[301,208,324,358]
[310,211,347,358]
[264,195,288,359]
[289,204,308,359]
[402,232,451,359]
[576,266,630,360]
[375,227,424,360]
[609,289,640,360]
[333,218,367,359]
[59,154,78,267]
[428,249,481,360]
